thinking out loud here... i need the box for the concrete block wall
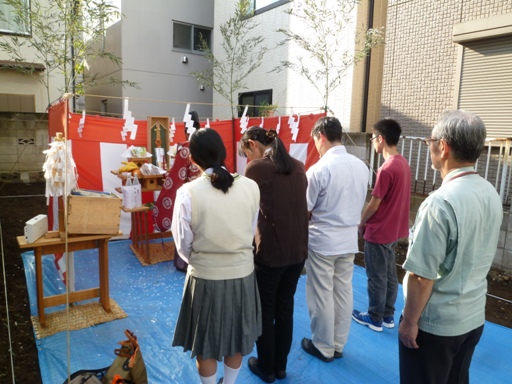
[344,132,368,161]
[0,112,47,182]
[499,212,512,274]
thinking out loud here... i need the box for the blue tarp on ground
[21,240,512,383]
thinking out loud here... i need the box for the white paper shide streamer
[240,105,249,134]
[169,118,176,142]
[42,133,78,200]
[289,114,301,142]
[183,104,197,136]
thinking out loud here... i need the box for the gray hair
[431,110,486,163]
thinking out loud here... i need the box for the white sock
[199,373,217,384]
[223,362,241,384]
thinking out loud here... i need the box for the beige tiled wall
[381,0,512,137]
[380,0,512,274]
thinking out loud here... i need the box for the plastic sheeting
[21,240,512,383]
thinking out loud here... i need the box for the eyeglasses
[370,135,381,141]
[422,138,440,146]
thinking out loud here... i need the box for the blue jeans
[364,240,398,322]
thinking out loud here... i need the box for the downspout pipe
[361,0,375,133]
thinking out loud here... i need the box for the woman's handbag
[103,329,148,384]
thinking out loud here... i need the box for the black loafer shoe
[301,338,334,362]
[275,370,286,380]
[248,357,276,383]
[334,351,343,359]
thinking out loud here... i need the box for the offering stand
[113,150,172,264]
[120,205,173,265]
[17,232,115,328]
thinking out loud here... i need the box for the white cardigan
[171,172,259,280]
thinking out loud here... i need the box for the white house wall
[82,20,123,115]
[85,0,214,121]
[0,0,65,112]
[212,0,357,129]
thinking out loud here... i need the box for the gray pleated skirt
[172,271,262,361]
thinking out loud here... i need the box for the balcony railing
[368,137,512,207]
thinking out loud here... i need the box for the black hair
[189,128,234,193]
[189,110,200,129]
[239,126,296,174]
[373,118,402,146]
[311,116,342,143]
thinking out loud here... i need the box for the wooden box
[128,157,151,168]
[141,174,163,190]
[59,192,122,235]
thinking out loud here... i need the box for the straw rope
[73,92,326,121]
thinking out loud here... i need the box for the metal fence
[369,137,512,207]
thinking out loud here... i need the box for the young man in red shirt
[353,118,411,332]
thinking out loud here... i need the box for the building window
[0,93,35,112]
[252,0,289,14]
[453,14,512,138]
[173,21,211,52]
[0,0,31,36]
[238,89,273,117]
[456,36,512,138]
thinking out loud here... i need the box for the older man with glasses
[399,110,503,384]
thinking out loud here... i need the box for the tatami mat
[130,241,174,266]
[21,240,512,383]
[32,299,127,339]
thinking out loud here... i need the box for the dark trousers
[399,322,484,384]
[255,261,305,375]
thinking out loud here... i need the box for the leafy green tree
[0,0,136,110]
[276,0,383,113]
[192,0,268,118]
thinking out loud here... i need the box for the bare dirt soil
[1,181,45,383]
[0,181,511,383]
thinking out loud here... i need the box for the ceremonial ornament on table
[42,131,79,286]
[42,132,78,202]
[147,116,170,170]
